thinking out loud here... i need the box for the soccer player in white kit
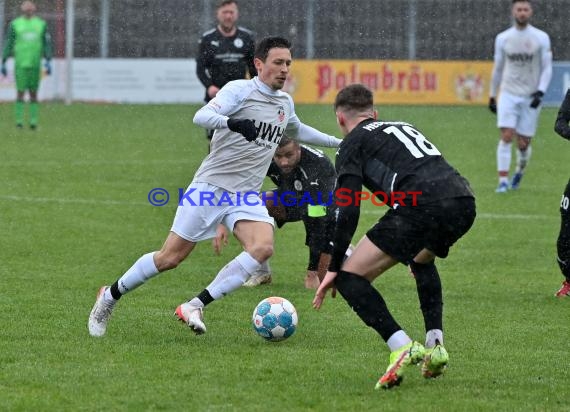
[88,36,341,337]
[488,0,552,193]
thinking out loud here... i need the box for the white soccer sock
[425,329,444,348]
[386,330,412,352]
[104,252,159,300]
[497,140,512,181]
[205,251,261,300]
[515,145,532,174]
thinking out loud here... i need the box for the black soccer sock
[410,261,443,332]
[195,289,214,307]
[334,270,402,342]
[557,220,570,281]
[110,281,122,300]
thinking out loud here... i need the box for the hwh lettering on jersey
[256,121,284,143]
[507,53,533,63]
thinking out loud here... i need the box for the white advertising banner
[0,58,205,103]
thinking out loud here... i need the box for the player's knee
[154,251,185,271]
[500,131,514,143]
[249,244,274,262]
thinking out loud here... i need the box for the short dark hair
[217,0,237,8]
[334,84,374,113]
[512,0,530,4]
[254,37,291,62]
[277,136,298,148]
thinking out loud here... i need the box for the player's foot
[510,172,523,190]
[30,124,37,130]
[175,302,207,334]
[555,280,570,297]
[88,286,116,337]
[375,341,425,389]
[421,342,449,378]
[243,271,272,287]
[495,182,509,193]
[304,271,320,289]
[16,123,23,129]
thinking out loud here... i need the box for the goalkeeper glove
[1,63,6,77]
[488,97,497,114]
[227,118,257,142]
[530,91,544,109]
[44,60,52,75]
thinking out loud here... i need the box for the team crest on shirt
[234,38,244,48]
[294,180,303,190]
[277,106,285,123]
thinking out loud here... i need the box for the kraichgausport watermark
[147,188,422,207]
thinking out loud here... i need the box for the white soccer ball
[252,296,298,342]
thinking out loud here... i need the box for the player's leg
[511,102,540,189]
[243,190,291,287]
[555,180,570,297]
[496,92,519,192]
[28,67,41,129]
[415,197,476,377]
[178,204,274,331]
[335,236,424,389]
[88,232,196,337]
[14,66,26,128]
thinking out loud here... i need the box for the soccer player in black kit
[196,0,256,143]
[312,84,476,389]
[553,89,570,297]
[243,137,337,289]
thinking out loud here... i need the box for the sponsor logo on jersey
[211,40,219,47]
[507,53,533,63]
[277,106,285,123]
[255,120,284,143]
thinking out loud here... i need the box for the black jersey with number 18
[336,119,474,205]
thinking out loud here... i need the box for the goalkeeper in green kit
[1,1,52,130]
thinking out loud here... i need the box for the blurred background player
[553,89,570,297]
[489,0,552,193]
[1,1,52,130]
[196,0,256,146]
[313,84,476,389]
[242,137,337,289]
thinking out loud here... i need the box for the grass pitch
[1,102,569,411]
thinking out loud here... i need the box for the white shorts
[171,181,275,242]
[497,91,542,137]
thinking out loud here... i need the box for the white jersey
[193,77,341,193]
[490,24,552,97]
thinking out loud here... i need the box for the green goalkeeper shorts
[15,66,41,92]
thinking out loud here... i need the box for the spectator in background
[196,0,256,145]
[553,89,570,297]
[489,0,552,193]
[1,1,52,130]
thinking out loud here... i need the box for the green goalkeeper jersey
[2,16,52,68]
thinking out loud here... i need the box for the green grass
[1,102,569,411]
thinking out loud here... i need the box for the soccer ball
[252,296,298,342]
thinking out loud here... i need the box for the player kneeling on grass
[312,84,476,389]
[243,137,338,289]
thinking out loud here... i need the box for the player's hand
[44,60,52,76]
[312,270,338,310]
[227,118,257,142]
[207,85,220,99]
[488,97,497,114]
[0,64,6,77]
[212,224,229,255]
[530,91,544,109]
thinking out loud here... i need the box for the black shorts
[367,197,476,264]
